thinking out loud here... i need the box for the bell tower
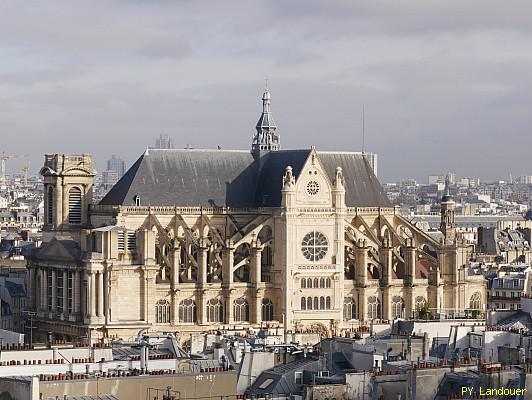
[252,86,280,153]
[41,154,96,241]
[440,176,456,244]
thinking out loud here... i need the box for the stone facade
[27,92,485,344]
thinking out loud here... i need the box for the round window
[306,180,320,196]
[301,231,328,262]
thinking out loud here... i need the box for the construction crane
[0,152,29,186]
[20,163,30,187]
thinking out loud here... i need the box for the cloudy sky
[1,1,531,182]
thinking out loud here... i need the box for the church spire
[252,85,280,152]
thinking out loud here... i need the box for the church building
[27,88,486,343]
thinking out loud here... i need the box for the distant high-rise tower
[252,87,280,152]
[155,134,174,149]
[106,155,126,178]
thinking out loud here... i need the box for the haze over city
[1,1,532,182]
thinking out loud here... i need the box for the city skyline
[1,1,532,182]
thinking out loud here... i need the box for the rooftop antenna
[362,104,365,155]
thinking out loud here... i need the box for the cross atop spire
[252,84,280,153]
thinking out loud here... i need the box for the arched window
[301,279,306,289]
[391,296,404,319]
[134,195,141,206]
[320,296,325,309]
[155,299,170,324]
[307,278,313,288]
[326,296,331,309]
[415,296,427,311]
[234,298,249,322]
[470,292,482,310]
[207,298,224,323]
[343,297,356,320]
[313,297,319,310]
[367,296,381,320]
[326,278,331,288]
[68,187,82,224]
[179,299,196,323]
[47,187,54,224]
[262,298,274,321]
[301,297,306,310]
[307,297,313,310]
[320,278,325,288]
[313,278,319,288]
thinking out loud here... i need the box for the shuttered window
[68,187,82,224]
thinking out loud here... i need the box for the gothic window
[179,299,196,323]
[415,296,427,311]
[234,298,249,322]
[47,187,54,224]
[301,297,306,310]
[262,298,274,321]
[326,296,331,309]
[320,296,325,309]
[367,296,381,320]
[68,187,82,224]
[301,279,306,289]
[391,296,404,319]
[262,246,273,266]
[207,298,224,323]
[155,299,170,324]
[470,292,482,310]
[307,297,313,310]
[134,195,141,206]
[343,297,356,321]
[301,232,328,262]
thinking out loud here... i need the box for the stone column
[403,239,416,318]
[355,239,368,287]
[170,241,180,325]
[89,272,96,318]
[199,290,207,325]
[81,270,87,318]
[380,239,393,286]
[226,289,235,324]
[251,242,263,285]
[97,271,104,318]
[198,239,208,286]
[103,269,109,323]
[253,290,263,324]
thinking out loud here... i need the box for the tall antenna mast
[362,104,365,154]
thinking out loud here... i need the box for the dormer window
[134,195,141,206]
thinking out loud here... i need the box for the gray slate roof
[100,149,391,208]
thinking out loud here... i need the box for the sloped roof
[33,238,81,262]
[99,149,391,208]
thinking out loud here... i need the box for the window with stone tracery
[262,298,274,321]
[234,298,249,322]
[155,299,170,324]
[367,296,381,320]
[343,297,356,320]
[391,296,404,319]
[179,299,196,323]
[207,298,224,323]
[301,231,328,262]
